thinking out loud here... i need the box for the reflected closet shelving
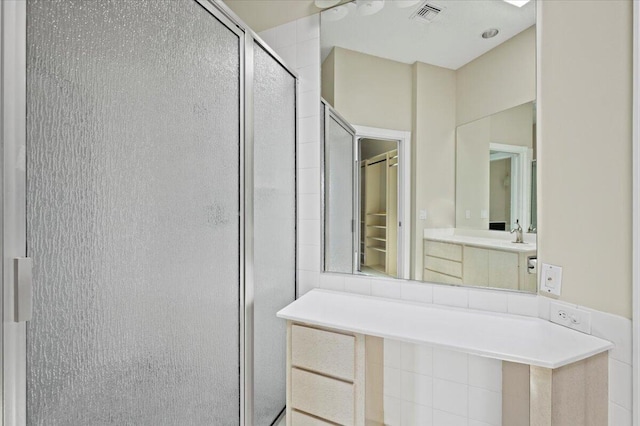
[362,149,398,277]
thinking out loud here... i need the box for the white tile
[609,358,633,410]
[296,14,320,43]
[297,167,320,194]
[298,219,320,246]
[433,379,468,417]
[298,63,320,94]
[298,244,320,271]
[401,370,433,406]
[257,27,278,50]
[589,309,632,365]
[401,342,433,376]
[537,294,551,320]
[433,285,468,308]
[371,279,402,299]
[384,366,402,398]
[296,37,320,69]
[298,115,320,144]
[507,293,539,317]
[610,402,632,426]
[468,289,508,313]
[401,401,433,426]
[277,21,297,49]
[468,355,502,392]
[384,339,403,368]
[468,387,501,426]
[344,275,372,295]
[401,282,434,304]
[384,396,402,426]
[298,193,320,220]
[433,348,468,384]
[297,140,320,169]
[299,89,320,118]
[297,270,319,296]
[275,44,296,69]
[319,273,344,291]
[433,408,468,426]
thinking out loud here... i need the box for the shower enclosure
[1,1,296,425]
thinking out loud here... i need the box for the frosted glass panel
[253,45,296,426]
[26,0,240,424]
[324,115,355,273]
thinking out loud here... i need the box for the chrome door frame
[320,100,358,274]
[0,1,297,424]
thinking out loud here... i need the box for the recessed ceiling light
[482,28,499,39]
[503,0,531,7]
[315,0,341,9]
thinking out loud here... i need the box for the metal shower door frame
[0,1,298,425]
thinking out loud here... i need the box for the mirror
[321,0,537,292]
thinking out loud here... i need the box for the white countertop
[424,232,536,253]
[277,290,612,369]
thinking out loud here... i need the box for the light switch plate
[549,302,591,334]
[480,209,488,219]
[540,263,562,296]
[465,210,471,219]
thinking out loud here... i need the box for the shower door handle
[13,257,33,322]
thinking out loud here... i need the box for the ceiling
[222,0,349,32]
[321,0,535,70]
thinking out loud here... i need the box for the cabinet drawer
[424,269,463,285]
[291,368,355,425]
[424,240,462,262]
[292,325,355,381]
[291,410,335,426]
[424,255,462,278]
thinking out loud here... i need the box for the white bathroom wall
[259,14,633,426]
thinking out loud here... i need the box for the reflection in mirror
[323,103,356,274]
[359,138,399,278]
[321,0,537,293]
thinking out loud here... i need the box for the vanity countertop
[277,290,612,369]
[424,233,536,253]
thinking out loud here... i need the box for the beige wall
[456,26,536,126]
[411,62,457,278]
[456,117,491,230]
[539,0,633,318]
[321,48,335,106]
[328,47,413,132]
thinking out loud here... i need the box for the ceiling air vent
[410,2,443,23]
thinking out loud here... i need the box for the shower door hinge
[13,257,33,322]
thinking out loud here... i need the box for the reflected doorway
[358,138,400,278]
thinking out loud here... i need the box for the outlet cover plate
[540,263,562,296]
[549,302,591,334]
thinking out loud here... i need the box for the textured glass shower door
[324,106,356,274]
[26,0,241,424]
[253,44,296,426]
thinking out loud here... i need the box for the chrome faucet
[511,219,524,243]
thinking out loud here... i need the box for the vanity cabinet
[424,239,536,291]
[286,323,377,426]
[280,290,612,426]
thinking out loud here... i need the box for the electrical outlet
[540,263,562,296]
[465,210,471,219]
[419,210,427,220]
[549,302,591,334]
